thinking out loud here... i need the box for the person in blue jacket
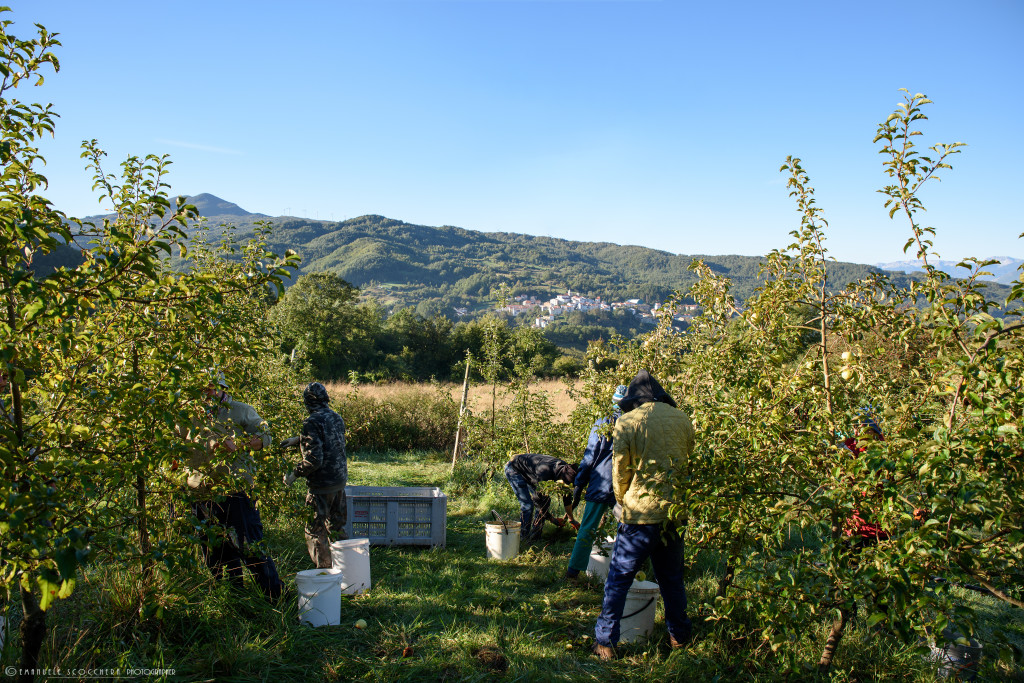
[565,384,627,579]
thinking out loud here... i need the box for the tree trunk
[817,510,851,672]
[137,473,153,581]
[18,583,47,683]
[818,606,852,672]
[132,349,154,612]
[716,557,736,599]
[716,532,748,599]
[819,297,834,420]
[133,348,154,592]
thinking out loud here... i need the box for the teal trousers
[568,500,612,573]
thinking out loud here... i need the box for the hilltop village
[488,290,702,329]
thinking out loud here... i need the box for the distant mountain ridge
[70,194,1012,315]
[875,257,1022,285]
[174,200,917,314]
[79,193,266,221]
[185,193,267,218]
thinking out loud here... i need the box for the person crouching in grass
[504,453,578,542]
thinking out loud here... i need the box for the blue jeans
[193,492,284,600]
[594,522,691,647]
[504,464,548,539]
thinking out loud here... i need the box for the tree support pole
[451,352,471,471]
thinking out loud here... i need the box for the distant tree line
[537,309,646,351]
[269,272,578,382]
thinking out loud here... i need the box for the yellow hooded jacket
[611,401,694,524]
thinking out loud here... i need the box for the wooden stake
[451,352,471,470]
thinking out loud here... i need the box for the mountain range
[175,195,906,313]
[50,193,1014,317]
[188,193,268,218]
[875,257,1022,285]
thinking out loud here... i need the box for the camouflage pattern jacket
[295,389,347,495]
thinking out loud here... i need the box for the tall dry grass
[322,378,580,423]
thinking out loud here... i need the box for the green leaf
[36,574,60,611]
[865,613,887,628]
[57,578,76,599]
[22,299,45,321]
[54,546,78,578]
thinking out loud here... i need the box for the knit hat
[612,384,628,408]
[555,461,578,484]
[303,382,330,411]
[618,370,677,413]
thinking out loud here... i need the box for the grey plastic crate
[344,485,447,547]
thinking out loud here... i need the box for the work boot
[591,643,616,661]
[565,568,581,581]
[668,631,692,649]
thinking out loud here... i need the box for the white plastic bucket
[485,521,521,560]
[619,580,659,643]
[331,538,372,594]
[296,568,343,627]
[928,627,982,681]
[586,536,616,580]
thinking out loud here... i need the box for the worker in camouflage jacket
[283,382,348,568]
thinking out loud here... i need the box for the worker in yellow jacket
[592,369,695,660]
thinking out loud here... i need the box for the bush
[333,383,459,452]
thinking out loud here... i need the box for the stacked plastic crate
[345,485,447,547]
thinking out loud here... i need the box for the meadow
[325,379,580,423]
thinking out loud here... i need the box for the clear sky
[9,0,1024,265]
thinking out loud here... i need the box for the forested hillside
[160,205,923,314]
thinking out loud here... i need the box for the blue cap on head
[612,384,628,406]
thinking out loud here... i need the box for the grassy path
[253,450,709,681]
[21,450,1020,681]
[250,450,916,681]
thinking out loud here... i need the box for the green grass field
[8,449,1021,682]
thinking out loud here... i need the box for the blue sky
[10,0,1024,265]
